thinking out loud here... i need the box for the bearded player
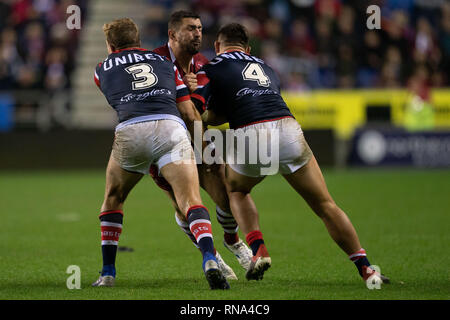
[152,11,253,280]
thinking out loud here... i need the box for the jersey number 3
[125,63,158,90]
[242,62,270,87]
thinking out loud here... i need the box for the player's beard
[183,39,201,55]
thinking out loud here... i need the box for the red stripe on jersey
[94,62,102,88]
[176,95,191,103]
[236,116,294,129]
[94,74,100,88]
[174,67,185,86]
[196,72,210,87]
[191,93,205,104]
[112,47,148,54]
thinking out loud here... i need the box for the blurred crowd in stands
[0,0,86,129]
[143,0,450,95]
[0,0,449,108]
[0,0,86,92]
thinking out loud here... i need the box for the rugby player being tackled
[92,18,229,290]
[192,23,390,286]
[152,11,253,280]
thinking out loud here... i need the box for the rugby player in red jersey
[91,18,229,290]
[193,23,390,286]
[152,11,253,280]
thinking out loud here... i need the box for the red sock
[246,230,264,255]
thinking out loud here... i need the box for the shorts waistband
[115,114,186,131]
[235,115,294,129]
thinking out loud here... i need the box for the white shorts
[226,117,312,177]
[111,119,194,175]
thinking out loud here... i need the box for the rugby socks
[99,210,123,277]
[215,206,239,245]
[246,230,265,256]
[186,205,215,258]
[349,248,372,277]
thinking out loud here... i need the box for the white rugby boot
[92,275,115,287]
[224,239,252,270]
[215,251,238,280]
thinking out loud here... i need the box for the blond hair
[103,18,141,50]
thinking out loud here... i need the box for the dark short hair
[217,23,249,47]
[168,10,200,30]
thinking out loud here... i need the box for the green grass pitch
[0,168,449,300]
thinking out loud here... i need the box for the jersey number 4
[125,63,158,90]
[242,62,271,87]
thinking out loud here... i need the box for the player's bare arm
[177,99,202,135]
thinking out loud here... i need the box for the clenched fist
[183,72,198,93]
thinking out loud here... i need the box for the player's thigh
[225,164,265,193]
[103,153,143,207]
[160,160,202,213]
[282,155,335,214]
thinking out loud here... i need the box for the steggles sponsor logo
[236,87,278,98]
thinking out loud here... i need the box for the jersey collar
[112,47,148,54]
[224,49,246,53]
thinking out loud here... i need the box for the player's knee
[313,199,338,219]
[104,187,127,206]
[227,178,252,194]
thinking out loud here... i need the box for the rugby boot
[246,244,271,281]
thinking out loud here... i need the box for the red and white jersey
[153,43,209,78]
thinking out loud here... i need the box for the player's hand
[183,72,198,93]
